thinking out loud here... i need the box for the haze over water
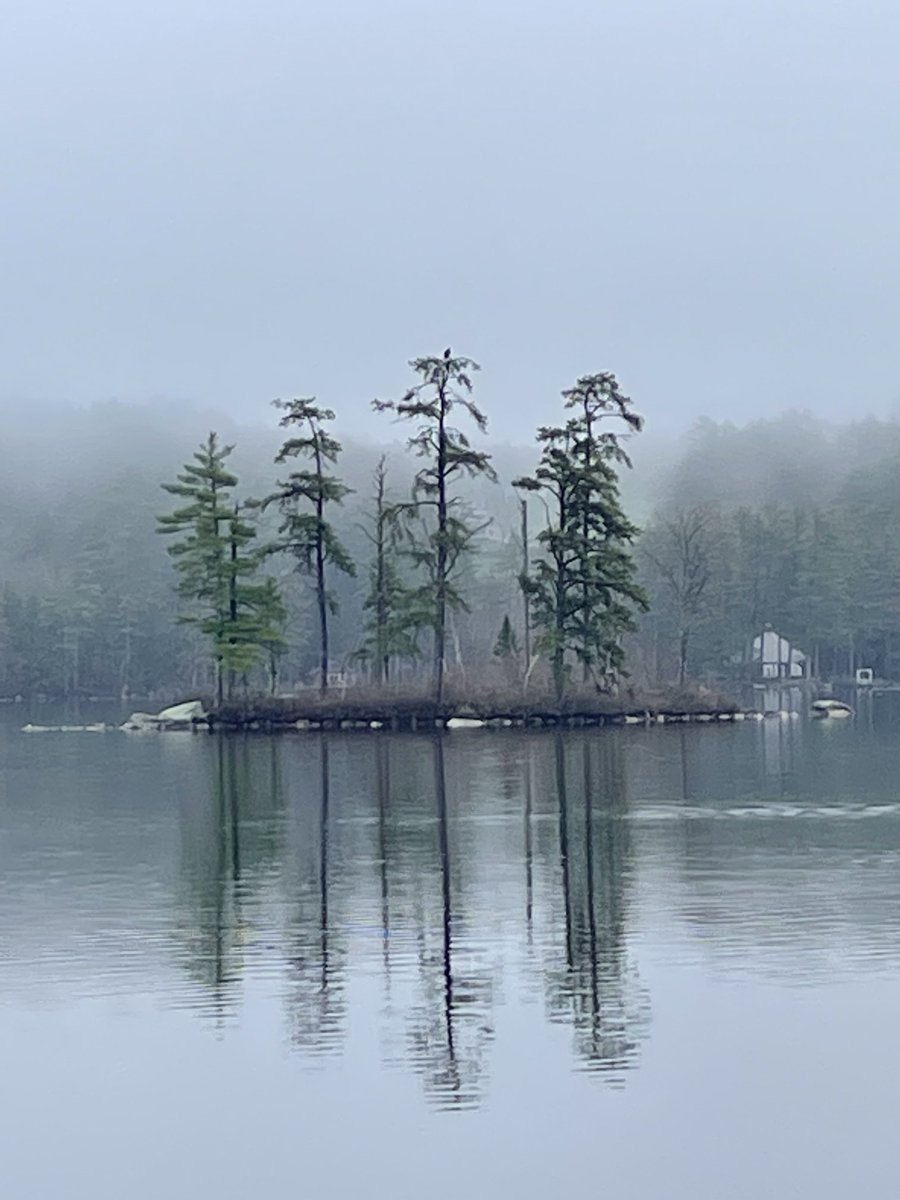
[3,710,900,1198]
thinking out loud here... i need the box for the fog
[0,395,898,702]
[3,0,900,437]
[4,0,900,703]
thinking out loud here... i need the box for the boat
[811,699,854,719]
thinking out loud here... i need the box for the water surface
[2,713,900,1198]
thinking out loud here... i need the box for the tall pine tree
[563,373,643,681]
[356,456,419,684]
[374,349,495,703]
[516,383,646,700]
[264,399,354,696]
[158,433,282,702]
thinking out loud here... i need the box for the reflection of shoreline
[12,724,900,1109]
[102,724,900,1106]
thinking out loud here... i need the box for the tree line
[7,401,900,703]
[158,350,647,704]
[637,414,900,685]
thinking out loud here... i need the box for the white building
[752,628,807,680]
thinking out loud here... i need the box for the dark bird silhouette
[443,347,451,359]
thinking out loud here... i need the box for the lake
[3,708,900,1198]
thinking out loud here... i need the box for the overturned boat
[121,700,207,731]
[811,698,854,720]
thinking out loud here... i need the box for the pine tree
[159,433,280,702]
[158,433,238,704]
[264,399,354,697]
[356,456,420,684]
[515,401,646,701]
[220,502,286,692]
[374,349,496,703]
[563,373,643,681]
[255,577,288,695]
[493,614,520,660]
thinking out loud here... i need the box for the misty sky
[2,0,900,440]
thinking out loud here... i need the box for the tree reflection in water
[176,731,650,1106]
[400,735,495,1109]
[284,738,346,1056]
[539,736,650,1080]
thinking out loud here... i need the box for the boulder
[156,700,206,726]
[121,700,206,732]
[121,711,159,732]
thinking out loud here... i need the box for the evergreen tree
[374,349,496,703]
[264,398,355,697]
[493,614,520,660]
[563,373,643,681]
[158,433,237,703]
[356,456,419,684]
[516,402,646,700]
[159,433,279,702]
[255,576,288,694]
[221,502,287,692]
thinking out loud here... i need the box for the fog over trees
[3,392,900,701]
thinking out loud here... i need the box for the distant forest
[2,394,899,701]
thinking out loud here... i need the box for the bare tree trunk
[228,508,238,701]
[373,459,388,687]
[678,628,689,687]
[520,498,531,673]
[554,563,566,703]
[317,541,328,698]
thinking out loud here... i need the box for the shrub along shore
[204,685,743,733]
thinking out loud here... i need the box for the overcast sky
[2,0,899,440]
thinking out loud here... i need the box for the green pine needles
[157,432,285,703]
[263,399,355,697]
[156,358,648,708]
[516,374,647,701]
[374,349,496,703]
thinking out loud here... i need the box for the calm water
[3,709,900,1197]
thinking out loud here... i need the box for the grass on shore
[211,680,738,724]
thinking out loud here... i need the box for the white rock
[156,700,206,724]
[121,712,159,732]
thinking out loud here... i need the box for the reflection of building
[753,626,806,680]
